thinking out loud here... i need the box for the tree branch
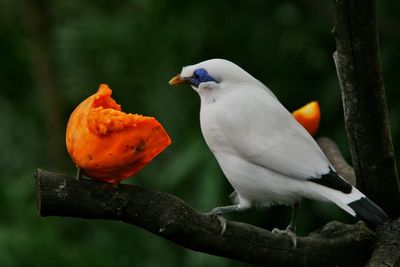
[36,137,381,266]
[36,168,374,266]
[333,0,400,218]
[366,218,400,267]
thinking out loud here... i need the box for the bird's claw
[272,227,297,248]
[205,212,227,236]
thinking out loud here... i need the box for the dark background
[0,0,399,266]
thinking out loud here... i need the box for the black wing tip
[309,168,352,194]
[348,197,388,226]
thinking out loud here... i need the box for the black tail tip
[348,197,388,226]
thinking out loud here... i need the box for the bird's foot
[272,227,297,248]
[205,211,227,236]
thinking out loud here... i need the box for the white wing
[212,85,330,180]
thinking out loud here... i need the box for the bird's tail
[347,193,388,226]
[328,186,388,226]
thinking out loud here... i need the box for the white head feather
[179,59,275,97]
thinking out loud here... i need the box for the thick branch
[333,0,400,218]
[366,218,400,267]
[36,169,375,267]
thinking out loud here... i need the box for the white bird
[169,59,387,240]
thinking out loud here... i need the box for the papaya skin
[292,101,321,137]
[66,84,171,184]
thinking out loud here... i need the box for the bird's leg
[287,201,300,232]
[206,204,249,236]
[76,167,82,180]
[272,201,301,248]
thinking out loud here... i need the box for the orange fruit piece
[66,84,171,183]
[292,101,321,137]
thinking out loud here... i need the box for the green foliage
[0,0,399,266]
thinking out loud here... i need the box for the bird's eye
[190,68,217,87]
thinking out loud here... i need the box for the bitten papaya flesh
[66,84,171,183]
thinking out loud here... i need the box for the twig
[316,137,355,185]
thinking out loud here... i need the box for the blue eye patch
[188,68,218,87]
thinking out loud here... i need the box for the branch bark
[366,218,400,267]
[333,0,400,218]
[36,168,375,267]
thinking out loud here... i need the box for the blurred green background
[0,0,399,266]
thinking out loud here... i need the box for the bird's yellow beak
[168,74,187,85]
